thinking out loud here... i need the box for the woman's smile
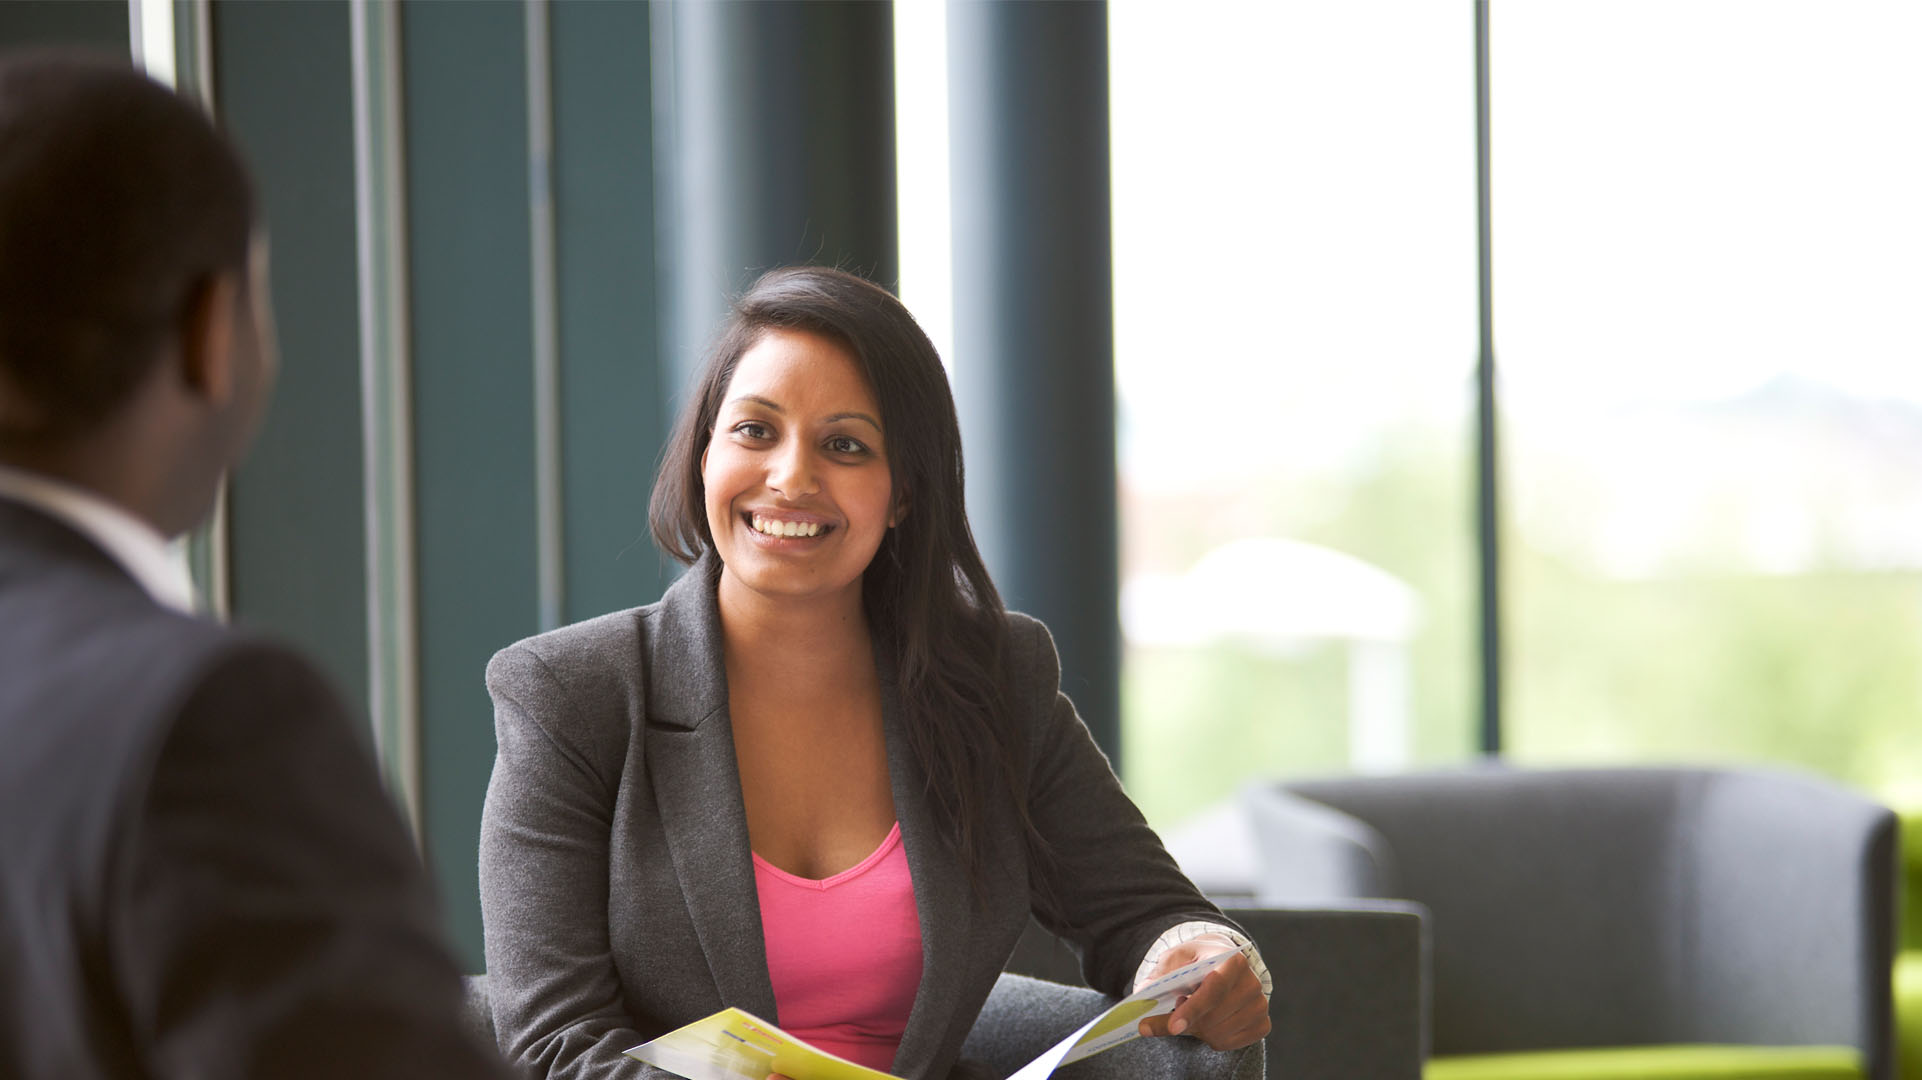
[745,511,836,540]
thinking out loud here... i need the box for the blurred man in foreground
[0,51,511,1079]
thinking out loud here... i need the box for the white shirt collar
[0,463,200,614]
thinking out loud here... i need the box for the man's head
[0,50,272,535]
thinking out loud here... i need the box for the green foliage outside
[1509,555,1922,796]
[1121,422,1477,828]
[1121,420,1922,830]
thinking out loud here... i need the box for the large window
[1109,2,1479,829]
[1498,1,1922,802]
[903,1,1922,836]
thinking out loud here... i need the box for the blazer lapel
[885,659,975,1079]
[642,558,780,1022]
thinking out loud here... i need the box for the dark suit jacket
[479,554,1228,1080]
[0,496,512,1079]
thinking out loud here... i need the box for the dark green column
[214,0,370,715]
[552,0,669,617]
[652,0,897,405]
[0,0,126,51]
[948,1,1121,763]
[402,0,538,970]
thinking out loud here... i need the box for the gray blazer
[479,556,1229,1079]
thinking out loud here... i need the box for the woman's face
[702,328,900,611]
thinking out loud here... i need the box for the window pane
[1497,1,1922,800]
[1111,1,1480,833]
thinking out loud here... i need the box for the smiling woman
[476,266,1272,1080]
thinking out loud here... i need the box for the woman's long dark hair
[650,266,1037,897]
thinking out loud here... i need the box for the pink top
[752,823,923,1073]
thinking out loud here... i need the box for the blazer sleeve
[480,643,671,1080]
[1009,615,1232,999]
[113,641,514,1080]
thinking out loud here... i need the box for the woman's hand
[1133,934,1271,1051]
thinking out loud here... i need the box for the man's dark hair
[0,49,255,441]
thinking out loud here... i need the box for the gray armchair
[1245,766,1898,1080]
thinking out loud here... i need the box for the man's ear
[177,272,240,406]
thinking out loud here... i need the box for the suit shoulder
[150,629,363,790]
[997,610,1060,681]
[980,610,1069,747]
[62,604,297,730]
[485,604,655,764]
[487,604,653,692]
[68,583,229,658]
[1,615,358,903]
[1000,609,1051,649]
[184,630,349,710]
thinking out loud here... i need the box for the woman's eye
[826,435,867,455]
[733,421,772,440]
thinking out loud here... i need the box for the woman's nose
[767,441,819,496]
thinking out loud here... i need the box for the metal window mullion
[351,0,423,837]
[172,0,214,107]
[526,0,564,633]
[1474,0,1502,757]
[132,0,232,620]
[190,0,227,621]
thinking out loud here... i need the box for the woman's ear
[889,489,910,528]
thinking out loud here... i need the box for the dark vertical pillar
[402,0,537,970]
[214,0,371,714]
[948,2,1121,763]
[652,0,897,407]
[552,0,669,616]
[0,0,126,51]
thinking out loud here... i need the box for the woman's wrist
[1132,920,1274,998]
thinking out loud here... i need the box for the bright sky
[1106,0,1477,489]
[893,0,954,371]
[1495,0,1922,409]
[899,1,1922,483]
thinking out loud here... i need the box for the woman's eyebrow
[826,411,883,433]
[726,395,881,433]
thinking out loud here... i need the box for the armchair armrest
[1682,773,1897,1078]
[1221,900,1429,1080]
[961,972,1261,1080]
[1002,901,1429,1080]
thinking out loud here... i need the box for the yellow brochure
[625,1007,895,1080]
[623,949,1237,1080]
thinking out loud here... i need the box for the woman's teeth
[751,515,824,538]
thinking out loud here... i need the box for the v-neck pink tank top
[751,822,924,1073]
